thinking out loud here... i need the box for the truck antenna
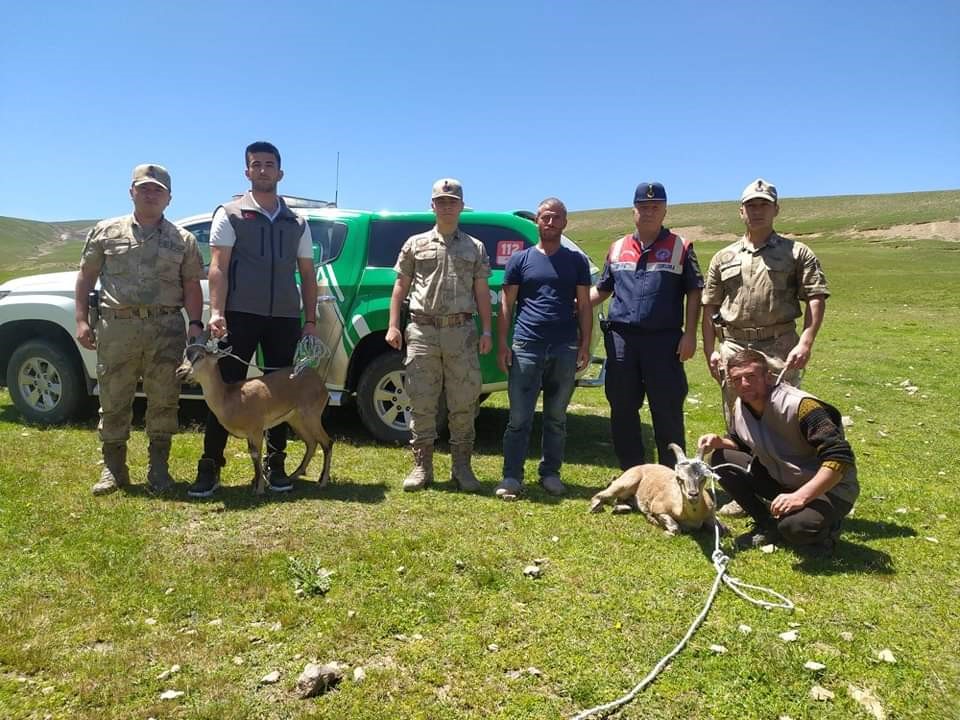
[334,151,340,207]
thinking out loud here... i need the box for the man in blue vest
[188,141,319,498]
[590,182,703,469]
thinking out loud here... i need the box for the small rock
[760,544,776,554]
[523,564,543,578]
[532,558,547,565]
[551,536,559,542]
[779,630,799,642]
[505,669,523,680]
[527,666,543,676]
[487,643,499,652]
[841,416,854,428]
[353,667,366,682]
[839,631,854,642]
[208,618,223,626]
[159,689,184,700]
[809,685,834,701]
[877,430,889,438]
[937,513,947,520]
[848,684,886,719]
[156,664,181,680]
[924,537,939,544]
[144,618,158,626]
[804,661,826,671]
[232,656,244,666]
[455,559,465,570]
[393,634,409,642]
[41,686,54,695]
[876,649,897,664]
[788,622,801,628]
[270,621,282,632]
[709,644,727,654]
[347,610,357,619]
[164,587,175,595]
[396,565,406,575]
[411,633,424,641]
[894,508,908,514]
[738,624,752,635]
[296,662,344,699]
[260,671,280,684]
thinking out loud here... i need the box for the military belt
[720,321,796,341]
[409,312,473,328]
[100,305,182,320]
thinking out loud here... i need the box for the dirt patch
[846,220,960,242]
[671,226,737,245]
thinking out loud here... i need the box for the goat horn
[668,443,687,463]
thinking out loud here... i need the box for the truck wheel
[6,339,86,425]
[356,352,447,444]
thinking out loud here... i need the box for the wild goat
[589,443,725,536]
[176,335,332,494]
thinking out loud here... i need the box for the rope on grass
[570,471,794,720]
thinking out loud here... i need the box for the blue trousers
[604,327,687,470]
[501,340,579,482]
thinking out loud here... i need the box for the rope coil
[571,472,793,720]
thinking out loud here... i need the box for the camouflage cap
[741,178,777,204]
[131,163,171,192]
[431,178,464,200]
[633,182,667,203]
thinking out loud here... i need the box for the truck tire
[356,351,447,444]
[6,339,87,425]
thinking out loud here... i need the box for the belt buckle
[437,315,450,328]
[137,307,148,319]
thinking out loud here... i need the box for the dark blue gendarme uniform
[597,185,703,469]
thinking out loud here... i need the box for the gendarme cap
[634,182,667,203]
[741,178,777,204]
[431,178,464,200]
[132,164,171,192]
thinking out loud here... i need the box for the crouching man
[697,348,858,555]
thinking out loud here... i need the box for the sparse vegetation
[1,191,958,719]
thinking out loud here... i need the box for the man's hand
[707,350,722,382]
[208,313,227,339]
[187,324,203,342]
[76,320,96,350]
[478,334,492,355]
[385,326,402,350]
[302,322,319,338]
[497,344,511,373]
[677,331,696,362]
[785,339,813,370]
[576,345,590,371]
[770,491,808,518]
[697,433,725,452]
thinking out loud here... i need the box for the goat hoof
[588,499,605,513]
[612,503,634,515]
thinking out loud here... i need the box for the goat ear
[668,443,687,464]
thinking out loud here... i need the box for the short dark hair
[245,141,281,168]
[726,348,771,373]
[536,197,567,215]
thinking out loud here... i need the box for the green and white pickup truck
[0,202,604,443]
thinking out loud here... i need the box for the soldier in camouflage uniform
[702,178,830,426]
[385,178,493,492]
[75,164,204,495]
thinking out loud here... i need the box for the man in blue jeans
[495,198,592,498]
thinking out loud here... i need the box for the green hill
[0,216,94,282]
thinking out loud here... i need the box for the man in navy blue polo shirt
[590,182,703,469]
[495,197,593,498]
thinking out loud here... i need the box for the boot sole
[187,482,220,498]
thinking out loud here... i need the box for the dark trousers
[202,311,301,465]
[713,449,853,546]
[604,328,688,470]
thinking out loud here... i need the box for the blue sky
[1,1,958,222]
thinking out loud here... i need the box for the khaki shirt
[80,214,203,310]
[395,227,491,315]
[702,232,829,328]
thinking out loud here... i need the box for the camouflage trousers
[718,331,803,427]
[404,321,481,445]
[96,314,185,444]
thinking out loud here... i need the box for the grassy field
[1,193,959,719]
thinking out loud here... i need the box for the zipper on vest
[260,227,265,257]
[268,222,276,316]
[228,257,238,293]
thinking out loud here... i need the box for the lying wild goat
[589,443,725,536]
[176,334,332,495]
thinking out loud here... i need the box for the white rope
[571,472,793,720]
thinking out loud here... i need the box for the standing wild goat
[589,443,725,536]
[176,335,333,494]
